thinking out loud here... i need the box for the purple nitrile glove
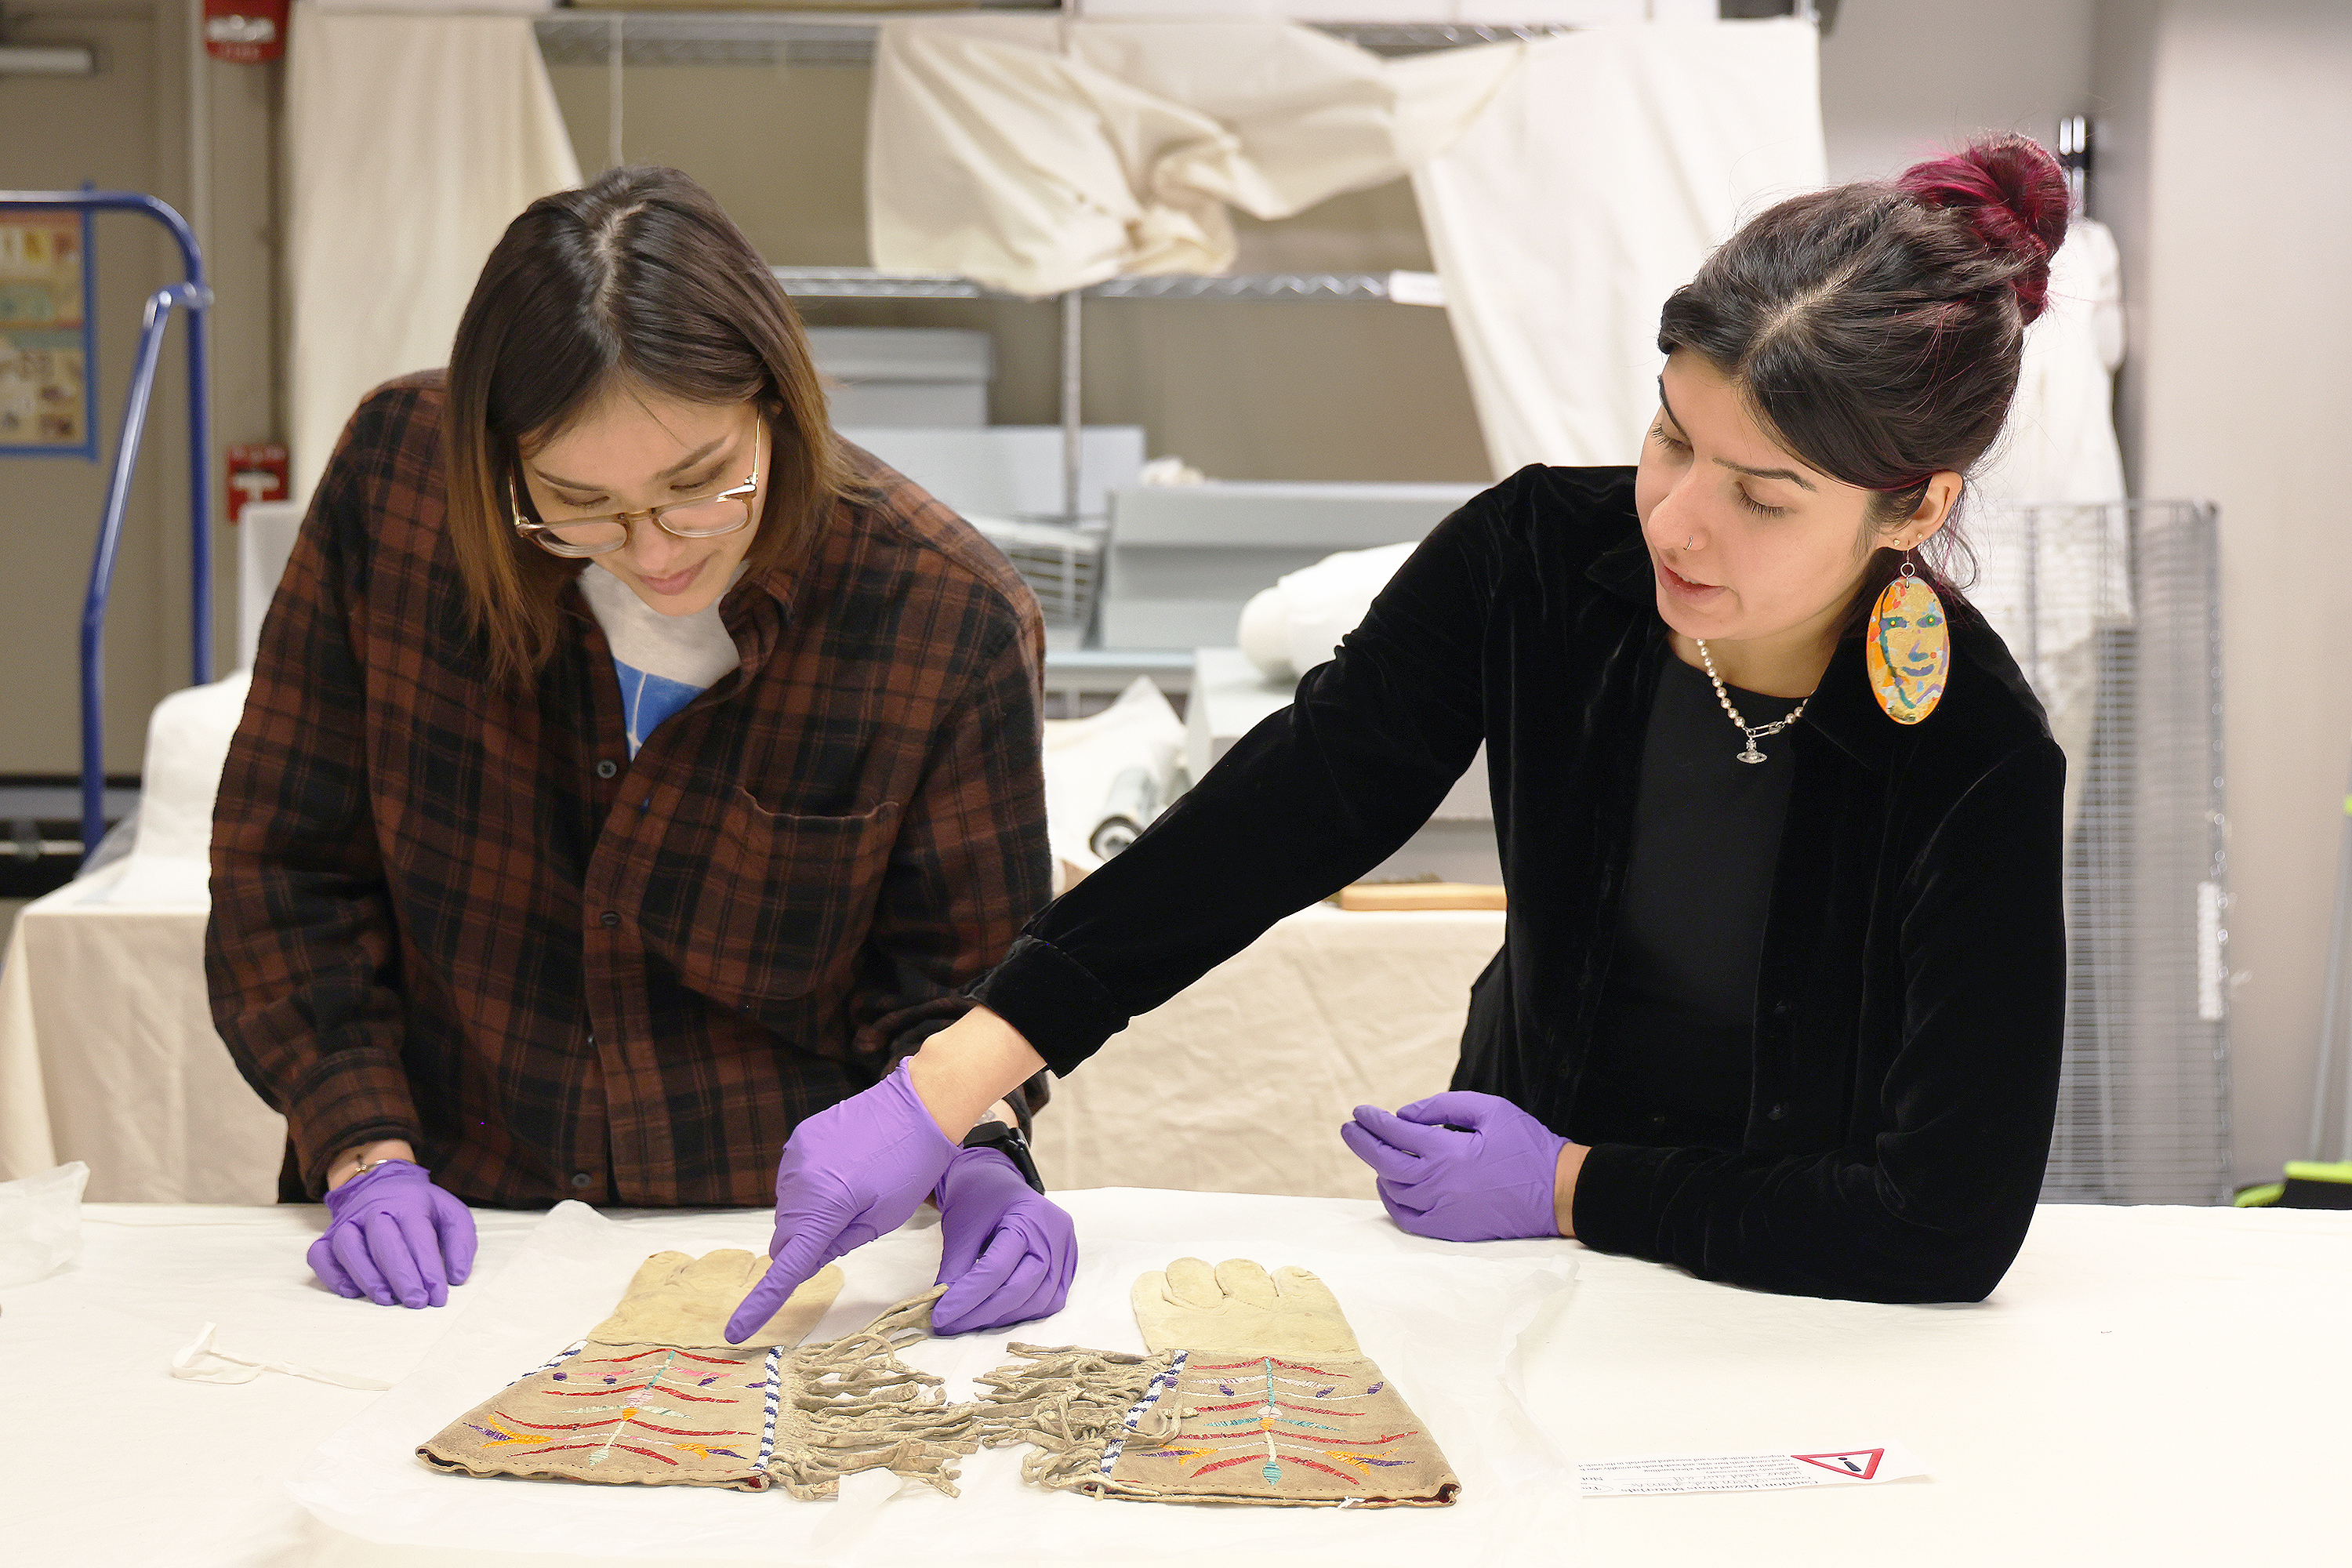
[930,1145,1076,1336]
[724,1059,960,1344]
[1339,1091,1567,1243]
[307,1160,477,1308]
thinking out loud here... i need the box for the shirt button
[595,760,618,779]
[571,1172,593,1189]
[1771,999,1791,1018]
[1767,1102,1789,1121]
[599,909,621,927]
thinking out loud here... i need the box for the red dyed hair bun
[1896,134,2071,322]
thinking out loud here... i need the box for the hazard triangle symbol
[1791,1448,1884,1480]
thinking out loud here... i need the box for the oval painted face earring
[1865,549,1949,724]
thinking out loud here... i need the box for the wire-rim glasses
[510,423,764,558]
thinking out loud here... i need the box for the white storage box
[1103,481,1480,650]
[807,327,991,427]
[837,425,1146,526]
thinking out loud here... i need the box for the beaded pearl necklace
[1692,640,1812,764]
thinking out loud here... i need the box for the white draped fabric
[868,16,1513,298]
[1403,20,1826,472]
[1958,218,2133,821]
[285,4,580,498]
[869,16,1824,474]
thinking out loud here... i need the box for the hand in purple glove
[724,1059,959,1344]
[308,1160,477,1308]
[931,1146,1076,1336]
[1339,1091,1566,1243]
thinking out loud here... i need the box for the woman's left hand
[1342,1091,1575,1242]
[930,1146,1077,1334]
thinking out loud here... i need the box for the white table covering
[0,858,287,1200]
[7,1193,2347,1567]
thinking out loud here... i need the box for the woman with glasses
[206,166,1074,1338]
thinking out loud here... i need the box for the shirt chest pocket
[670,792,903,1006]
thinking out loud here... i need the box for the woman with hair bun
[727,133,2075,1323]
[208,166,1074,1336]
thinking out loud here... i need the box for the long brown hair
[445,165,853,685]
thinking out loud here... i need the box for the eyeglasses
[510,423,764,558]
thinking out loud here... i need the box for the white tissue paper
[79,670,252,908]
[1043,677,1187,883]
[169,1321,395,1390]
[1237,540,1418,682]
[291,1192,1579,1565]
[0,1160,90,1287]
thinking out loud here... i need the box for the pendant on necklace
[1694,638,1810,769]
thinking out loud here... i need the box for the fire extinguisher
[205,0,289,64]
[226,441,289,523]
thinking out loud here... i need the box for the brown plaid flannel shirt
[208,372,1051,1207]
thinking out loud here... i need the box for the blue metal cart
[0,190,213,862]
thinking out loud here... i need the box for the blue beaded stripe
[1100,1352,1185,1477]
[755,1345,784,1470]
[507,1341,585,1388]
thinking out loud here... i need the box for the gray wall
[2093,0,2352,1181]
[0,1,275,776]
[1820,0,2098,183]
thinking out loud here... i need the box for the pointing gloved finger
[1340,1118,1426,1181]
[429,1187,478,1285]
[365,1210,429,1308]
[307,1233,361,1298]
[330,1221,395,1306]
[727,1218,845,1344]
[393,1205,452,1307]
[1351,1104,1468,1159]
[724,1266,797,1345]
[1395,1090,1513,1129]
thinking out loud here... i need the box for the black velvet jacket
[975,466,2066,1304]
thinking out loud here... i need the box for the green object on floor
[2234,1161,2352,1210]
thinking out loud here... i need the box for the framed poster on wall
[0,209,98,459]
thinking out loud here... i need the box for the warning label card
[1577,1443,1929,1497]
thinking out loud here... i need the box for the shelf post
[1060,287,1082,525]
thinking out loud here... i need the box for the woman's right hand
[723,1007,1045,1344]
[310,1148,478,1308]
